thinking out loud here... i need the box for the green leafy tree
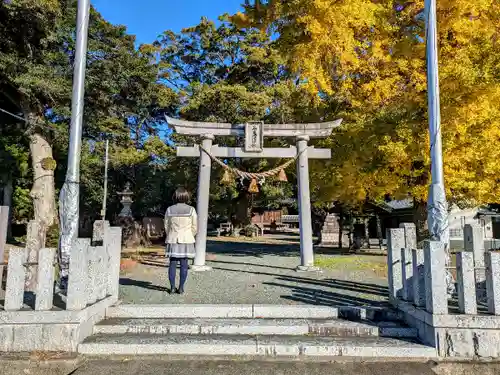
[156,18,324,229]
[0,1,178,237]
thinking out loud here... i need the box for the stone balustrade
[2,226,121,312]
[0,215,122,352]
[388,222,500,358]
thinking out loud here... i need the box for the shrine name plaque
[244,121,264,152]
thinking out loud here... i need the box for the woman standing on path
[164,187,197,294]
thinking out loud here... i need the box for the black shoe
[58,276,68,293]
[168,287,175,294]
[176,288,184,295]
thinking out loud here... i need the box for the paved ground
[2,357,500,375]
[70,358,439,375]
[119,234,389,306]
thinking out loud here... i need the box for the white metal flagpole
[58,0,91,287]
[424,0,453,293]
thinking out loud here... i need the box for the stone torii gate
[167,117,342,272]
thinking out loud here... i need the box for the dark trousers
[168,257,189,292]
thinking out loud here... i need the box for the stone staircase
[79,305,437,358]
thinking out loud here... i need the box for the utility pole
[58,0,91,285]
[424,0,453,292]
[101,140,109,220]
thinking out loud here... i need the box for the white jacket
[164,204,198,244]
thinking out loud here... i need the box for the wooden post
[376,214,383,250]
[364,217,370,249]
[338,212,344,249]
[349,214,354,249]
[0,206,9,282]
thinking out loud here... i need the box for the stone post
[67,239,90,310]
[35,248,56,311]
[387,228,405,302]
[193,134,214,271]
[464,224,486,299]
[401,247,413,301]
[485,252,500,315]
[456,251,477,315]
[400,223,417,301]
[86,244,98,305]
[95,246,106,300]
[92,219,109,245]
[424,240,448,314]
[400,223,417,249]
[412,249,426,307]
[5,248,27,311]
[106,227,122,300]
[295,135,318,272]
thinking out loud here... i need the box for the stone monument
[320,213,349,248]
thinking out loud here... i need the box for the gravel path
[119,235,389,306]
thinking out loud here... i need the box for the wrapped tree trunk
[27,131,57,290]
[29,132,57,232]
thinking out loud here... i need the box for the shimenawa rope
[198,145,307,180]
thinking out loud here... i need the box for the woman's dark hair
[173,187,190,204]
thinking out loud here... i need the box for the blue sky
[91,0,245,45]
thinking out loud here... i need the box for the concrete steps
[79,304,436,358]
[94,318,418,338]
[79,333,435,358]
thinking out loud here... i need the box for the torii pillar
[193,134,214,271]
[296,135,316,271]
[167,117,342,272]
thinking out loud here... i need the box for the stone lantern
[117,182,134,218]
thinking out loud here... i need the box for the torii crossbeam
[167,116,343,272]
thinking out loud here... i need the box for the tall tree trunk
[231,192,251,236]
[413,199,428,243]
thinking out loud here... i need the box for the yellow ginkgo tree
[233,0,500,212]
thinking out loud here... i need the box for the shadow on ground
[121,234,388,306]
[120,270,388,307]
